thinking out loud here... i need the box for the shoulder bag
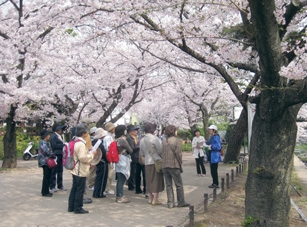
[147,145,162,174]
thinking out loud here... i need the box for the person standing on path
[49,124,67,192]
[114,125,133,203]
[92,128,109,198]
[38,129,54,197]
[206,125,222,188]
[103,122,116,195]
[139,123,164,205]
[87,126,97,191]
[192,129,206,176]
[162,125,190,208]
[126,125,146,194]
[68,123,98,214]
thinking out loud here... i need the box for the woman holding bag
[139,123,164,205]
[161,125,190,209]
[206,125,222,188]
[38,129,55,197]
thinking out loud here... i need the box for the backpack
[62,139,81,170]
[106,141,119,163]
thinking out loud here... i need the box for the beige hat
[94,128,108,139]
[81,117,91,124]
[104,122,115,132]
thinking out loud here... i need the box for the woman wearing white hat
[205,125,222,188]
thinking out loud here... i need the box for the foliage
[0,128,40,160]
[242,216,260,227]
[182,142,192,152]
[177,129,193,141]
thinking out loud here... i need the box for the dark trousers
[93,161,108,197]
[50,155,64,189]
[210,163,219,185]
[135,163,146,193]
[163,168,186,207]
[68,175,86,212]
[42,165,52,195]
[127,162,136,190]
[116,172,126,198]
[195,155,206,175]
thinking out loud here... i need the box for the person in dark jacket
[49,124,67,192]
[92,128,109,198]
[126,125,146,195]
[38,129,54,197]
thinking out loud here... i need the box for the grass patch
[182,142,192,152]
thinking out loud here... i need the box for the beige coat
[71,137,94,177]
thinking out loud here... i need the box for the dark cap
[40,129,51,139]
[127,125,140,133]
[53,125,67,132]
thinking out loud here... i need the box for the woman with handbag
[139,123,164,205]
[161,125,190,209]
[38,129,55,197]
[206,125,222,188]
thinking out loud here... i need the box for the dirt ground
[193,173,307,227]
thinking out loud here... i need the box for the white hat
[90,127,97,135]
[208,125,218,131]
[94,128,108,139]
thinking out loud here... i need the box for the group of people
[192,125,223,188]
[38,124,68,197]
[38,120,222,214]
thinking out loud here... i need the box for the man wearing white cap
[205,125,222,189]
[103,122,116,195]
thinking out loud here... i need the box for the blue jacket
[206,134,222,164]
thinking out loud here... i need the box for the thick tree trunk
[2,105,17,168]
[224,109,248,163]
[245,103,300,226]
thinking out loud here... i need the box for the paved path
[0,153,305,227]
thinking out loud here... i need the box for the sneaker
[88,187,94,191]
[208,184,219,188]
[58,187,67,191]
[178,203,190,207]
[50,188,57,193]
[83,198,92,204]
[116,196,130,203]
[105,190,115,195]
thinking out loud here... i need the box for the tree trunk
[224,109,248,163]
[2,105,17,168]
[245,103,300,226]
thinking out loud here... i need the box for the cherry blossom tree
[115,0,307,225]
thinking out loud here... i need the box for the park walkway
[0,153,305,227]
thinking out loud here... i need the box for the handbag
[154,159,163,174]
[46,157,57,169]
[147,148,162,174]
